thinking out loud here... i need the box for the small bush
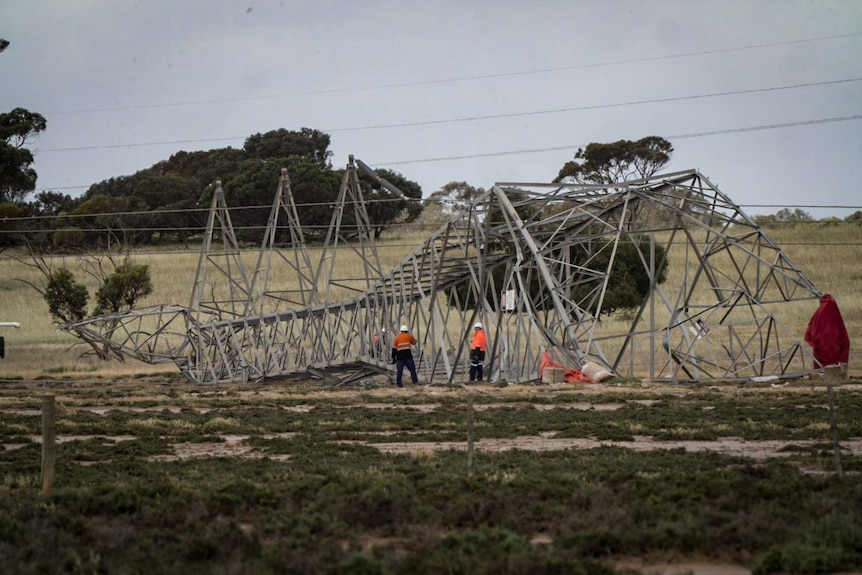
[752,512,862,574]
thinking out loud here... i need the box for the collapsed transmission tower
[65,160,823,384]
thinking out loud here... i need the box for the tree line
[1,125,424,250]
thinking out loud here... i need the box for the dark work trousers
[396,356,419,387]
[469,349,485,381]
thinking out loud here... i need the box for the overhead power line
[3,196,419,224]
[4,239,862,265]
[39,77,862,153]
[46,31,862,115]
[6,194,862,225]
[329,78,862,133]
[41,136,245,153]
[34,112,862,193]
[1,212,861,237]
[377,114,862,166]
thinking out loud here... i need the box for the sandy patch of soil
[0,409,43,416]
[282,404,315,412]
[12,432,853,463]
[3,433,297,462]
[18,434,139,444]
[0,406,213,416]
[147,433,294,462]
[149,432,295,462]
[356,434,862,460]
[148,441,256,461]
[0,401,638,417]
[5,421,857,463]
[4,381,858,465]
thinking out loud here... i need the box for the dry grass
[0,223,859,380]
[769,224,862,338]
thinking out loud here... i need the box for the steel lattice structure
[64,158,823,384]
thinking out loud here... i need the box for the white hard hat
[474,322,483,329]
[400,325,409,332]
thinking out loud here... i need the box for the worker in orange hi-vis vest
[391,325,419,387]
[372,328,386,358]
[469,322,488,382]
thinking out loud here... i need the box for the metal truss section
[64,165,822,384]
[246,168,318,316]
[189,180,252,321]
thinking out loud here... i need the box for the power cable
[330,78,862,133]
[2,207,860,231]
[45,31,862,115]
[9,190,862,225]
[29,112,862,194]
[38,77,862,153]
[378,114,862,166]
[2,234,861,262]
[3,196,422,224]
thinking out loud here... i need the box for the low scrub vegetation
[1,380,861,573]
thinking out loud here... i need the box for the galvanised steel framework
[64,160,823,384]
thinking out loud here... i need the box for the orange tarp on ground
[539,352,593,383]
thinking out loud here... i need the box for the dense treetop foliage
[554,136,674,184]
[0,39,47,204]
[1,124,424,248]
[244,127,332,166]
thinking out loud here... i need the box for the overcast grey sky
[2,0,861,218]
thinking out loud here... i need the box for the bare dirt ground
[4,382,860,465]
[9,430,860,466]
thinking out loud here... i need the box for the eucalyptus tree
[0,39,47,204]
[554,136,673,184]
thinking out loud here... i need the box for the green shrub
[752,512,862,574]
[45,267,88,323]
[338,553,384,575]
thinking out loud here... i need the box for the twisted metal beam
[64,163,822,384]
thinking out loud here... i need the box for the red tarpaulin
[539,352,594,383]
[804,294,850,368]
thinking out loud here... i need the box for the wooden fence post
[827,385,843,478]
[466,395,475,479]
[41,394,56,497]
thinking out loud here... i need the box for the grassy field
[1,222,859,381]
[0,233,425,379]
